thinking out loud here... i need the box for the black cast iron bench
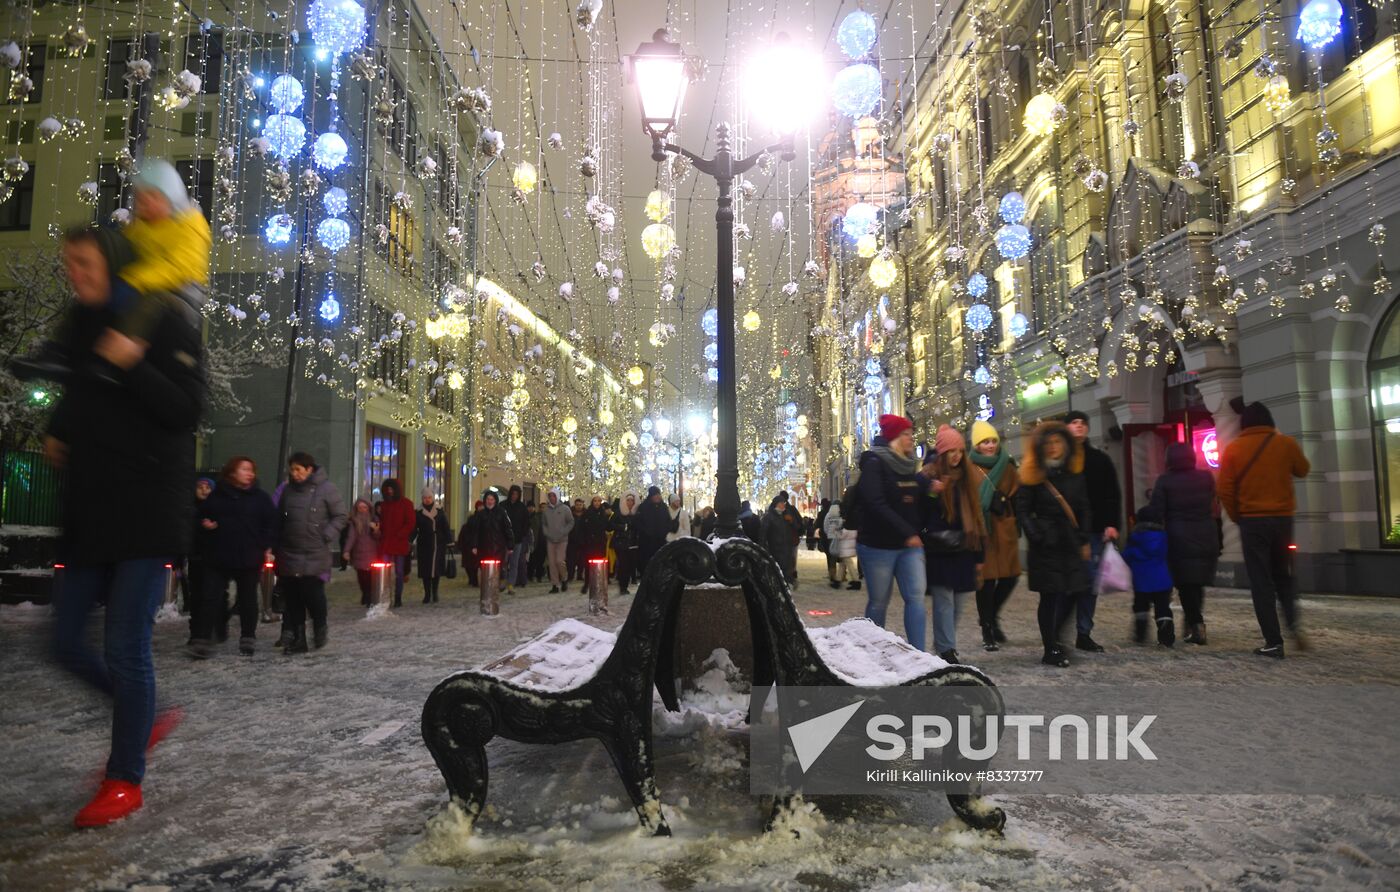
[421,536,1005,837]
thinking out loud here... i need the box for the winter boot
[274,626,293,649]
[1075,633,1105,653]
[1156,617,1176,647]
[846,581,861,590]
[981,624,999,652]
[1041,648,1070,668]
[186,638,214,660]
[312,624,328,650]
[283,625,309,655]
[829,580,840,589]
[238,636,255,656]
[74,779,142,828]
[549,586,559,594]
[1183,622,1207,646]
[992,622,1008,644]
[1132,613,1149,644]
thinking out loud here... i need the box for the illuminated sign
[1193,427,1220,469]
[975,393,995,422]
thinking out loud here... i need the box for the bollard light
[162,562,179,607]
[587,558,610,615]
[260,561,279,622]
[480,559,501,616]
[369,561,392,608]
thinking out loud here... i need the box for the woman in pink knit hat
[919,425,987,662]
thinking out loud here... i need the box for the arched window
[1370,298,1400,546]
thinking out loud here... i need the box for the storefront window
[364,424,405,500]
[424,440,449,510]
[1370,299,1400,547]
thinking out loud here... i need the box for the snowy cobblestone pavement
[3,549,1399,891]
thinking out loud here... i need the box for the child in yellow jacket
[9,159,210,384]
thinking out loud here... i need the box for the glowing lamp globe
[562,416,578,434]
[639,433,655,450]
[973,364,991,385]
[322,186,348,216]
[966,303,994,332]
[1296,0,1343,49]
[1262,76,1291,114]
[1009,312,1030,338]
[263,114,306,161]
[862,374,883,395]
[742,310,761,331]
[641,222,677,260]
[703,342,719,363]
[745,33,825,136]
[512,160,537,194]
[842,201,879,240]
[995,223,1032,260]
[998,191,1027,224]
[599,408,615,425]
[269,75,304,113]
[707,367,719,383]
[627,365,645,386]
[836,10,878,59]
[856,233,878,258]
[831,63,882,118]
[316,217,351,252]
[319,295,341,322]
[264,213,294,245]
[312,132,349,170]
[701,307,718,337]
[447,371,464,390]
[307,0,366,57]
[868,254,898,288]
[1023,92,1061,137]
[644,189,670,222]
[967,272,989,298]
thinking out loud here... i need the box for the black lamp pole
[650,125,792,538]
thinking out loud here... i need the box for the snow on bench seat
[807,618,950,686]
[478,618,617,692]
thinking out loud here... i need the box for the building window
[977,94,994,168]
[184,30,223,93]
[104,38,134,100]
[0,162,35,231]
[21,43,45,103]
[388,202,416,277]
[364,424,406,500]
[175,158,215,220]
[424,440,449,510]
[1370,297,1400,547]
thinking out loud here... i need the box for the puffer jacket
[1148,444,1220,586]
[1120,521,1172,592]
[1015,422,1091,594]
[274,466,348,577]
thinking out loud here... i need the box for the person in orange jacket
[1218,400,1311,658]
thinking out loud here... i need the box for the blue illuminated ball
[312,132,349,170]
[1009,312,1030,338]
[966,303,994,332]
[1296,0,1343,49]
[317,217,351,252]
[263,114,306,161]
[703,342,719,363]
[836,11,878,59]
[863,374,883,395]
[264,213,293,245]
[707,367,719,383]
[865,357,882,375]
[268,75,304,114]
[842,202,880,240]
[973,365,990,385]
[966,273,989,298]
[307,0,366,57]
[998,191,1027,224]
[831,63,882,118]
[702,307,718,337]
[323,186,348,216]
[319,295,341,322]
[995,223,1032,260]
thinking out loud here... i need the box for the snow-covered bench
[421,536,1004,837]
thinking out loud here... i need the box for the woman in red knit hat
[850,414,929,650]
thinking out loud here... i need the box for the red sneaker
[74,779,143,828]
[148,706,184,751]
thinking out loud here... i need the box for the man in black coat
[467,490,514,570]
[761,493,799,582]
[502,485,531,593]
[635,486,675,575]
[43,225,205,828]
[1063,410,1121,653]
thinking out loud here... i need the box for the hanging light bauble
[1262,76,1290,114]
[262,115,306,161]
[512,160,537,194]
[998,191,1027,224]
[995,223,1032,260]
[627,366,645,386]
[644,189,670,222]
[967,273,989,298]
[312,132,348,170]
[836,10,878,59]
[269,75,305,113]
[966,303,994,332]
[316,217,351,252]
[1023,92,1064,137]
[1296,0,1343,49]
[1009,313,1030,338]
[562,416,578,434]
[868,252,899,288]
[641,222,677,260]
[856,233,878,258]
[742,310,761,331]
[831,63,882,118]
[306,0,367,56]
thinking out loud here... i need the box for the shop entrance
[1121,365,1215,523]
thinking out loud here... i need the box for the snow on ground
[2,549,1398,890]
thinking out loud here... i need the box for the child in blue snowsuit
[1121,504,1175,646]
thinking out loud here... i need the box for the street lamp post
[628,29,809,539]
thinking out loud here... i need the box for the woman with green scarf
[970,421,1021,651]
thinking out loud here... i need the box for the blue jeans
[858,543,927,651]
[505,539,529,588]
[1075,537,1104,635]
[52,558,168,784]
[929,585,970,655]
